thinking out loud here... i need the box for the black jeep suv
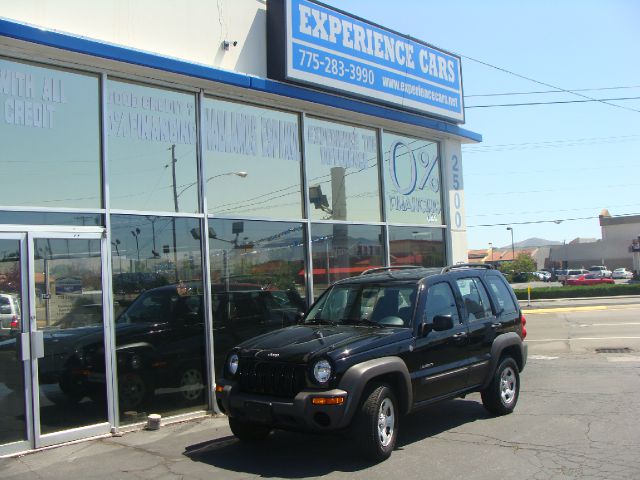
[216,264,528,462]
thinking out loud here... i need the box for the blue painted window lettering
[382,133,442,225]
[287,0,464,121]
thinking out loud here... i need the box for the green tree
[498,253,537,282]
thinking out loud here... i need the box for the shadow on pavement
[183,398,490,478]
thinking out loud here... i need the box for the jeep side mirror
[432,314,453,332]
[420,322,432,337]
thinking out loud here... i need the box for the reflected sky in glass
[0,58,100,208]
[305,117,380,222]
[382,132,442,225]
[107,80,199,213]
[203,98,302,219]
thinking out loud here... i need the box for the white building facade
[0,0,479,454]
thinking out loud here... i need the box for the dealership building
[0,0,480,454]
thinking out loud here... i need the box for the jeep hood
[236,324,412,363]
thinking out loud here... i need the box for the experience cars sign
[267,0,464,123]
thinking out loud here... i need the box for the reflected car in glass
[0,293,20,340]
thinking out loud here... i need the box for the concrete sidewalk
[1,414,240,479]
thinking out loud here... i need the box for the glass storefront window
[381,132,442,225]
[0,58,101,208]
[305,117,380,222]
[0,211,102,227]
[208,219,306,375]
[202,98,302,219]
[107,80,199,213]
[388,226,446,267]
[110,215,205,423]
[310,223,384,299]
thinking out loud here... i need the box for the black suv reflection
[216,265,528,462]
[0,282,304,412]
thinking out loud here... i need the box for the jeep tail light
[10,315,18,329]
[520,314,527,339]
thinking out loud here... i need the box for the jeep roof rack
[440,263,495,274]
[360,265,424,276]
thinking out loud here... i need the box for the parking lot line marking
[527,336,640,342]
[523,306,607,314]
[579,322,640,327]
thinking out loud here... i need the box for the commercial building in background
[0,0,480,454]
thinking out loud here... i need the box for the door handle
[452,332,467,339]
[491,322,502,328]
[31,331,45,359]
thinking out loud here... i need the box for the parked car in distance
[565,274,615,286]
[0,293,20,339]
[558,269,589,284]
[612,268,634,280]
[588,265,612,278]
[532,271,551,282]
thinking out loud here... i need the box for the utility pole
[171,144,179,283]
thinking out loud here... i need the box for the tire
[118,372,150,412]
[354,384,399,463]
[228,417,271,442]
[177,364,204,404]
[481,357,520,415]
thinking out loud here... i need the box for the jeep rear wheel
[355,384,398,462]
[228,417,271,442]
[481,357,520,415]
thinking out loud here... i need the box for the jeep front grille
[238,359,306,398]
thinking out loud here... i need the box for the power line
[462,134,640,153]
[465,96,640,109]
[467,212,640,228]
[465,85,640,98]
[460,54,640,114]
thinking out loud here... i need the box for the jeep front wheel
[228,417,271,442]
[481,357,520,415]
[356,384,399,462]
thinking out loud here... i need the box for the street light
[131,228,141,261]
[176,171,248,199]
[506,227,515,261]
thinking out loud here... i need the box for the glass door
[0,233,31,456]
[0,229,113,454]
[29,231,112,448]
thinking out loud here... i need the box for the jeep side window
[456,277,492,321]
[423,282,460,325]
[485,276,517,315]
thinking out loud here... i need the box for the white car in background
[588,265,612,278]
[612,268,634,279]
[0,293,20,339]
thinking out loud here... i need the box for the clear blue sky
[324,0,640,249]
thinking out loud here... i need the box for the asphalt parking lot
[1,298,639,480]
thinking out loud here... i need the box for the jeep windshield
[305,284,417,328]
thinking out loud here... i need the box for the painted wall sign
[382,132,442,225]
[267,0,464,123]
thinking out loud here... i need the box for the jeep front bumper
[216,380,352,432]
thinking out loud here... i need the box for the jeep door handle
[491,322,502,328]
[452,332,467,339]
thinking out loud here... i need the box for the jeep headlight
[312,359,332,384]
[227,352,239,377]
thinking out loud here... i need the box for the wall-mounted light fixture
[222,40,238,51]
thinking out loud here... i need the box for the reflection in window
[0,211,102,227]
[389,226,445,267]
[203,98,302,219]
[381,132,442,225]
[208,219,306,375]
[310,223,384,299]
[305,117,380,221]
[0,59,100,208]
[110,214,205,423]
[107,80,199,213]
